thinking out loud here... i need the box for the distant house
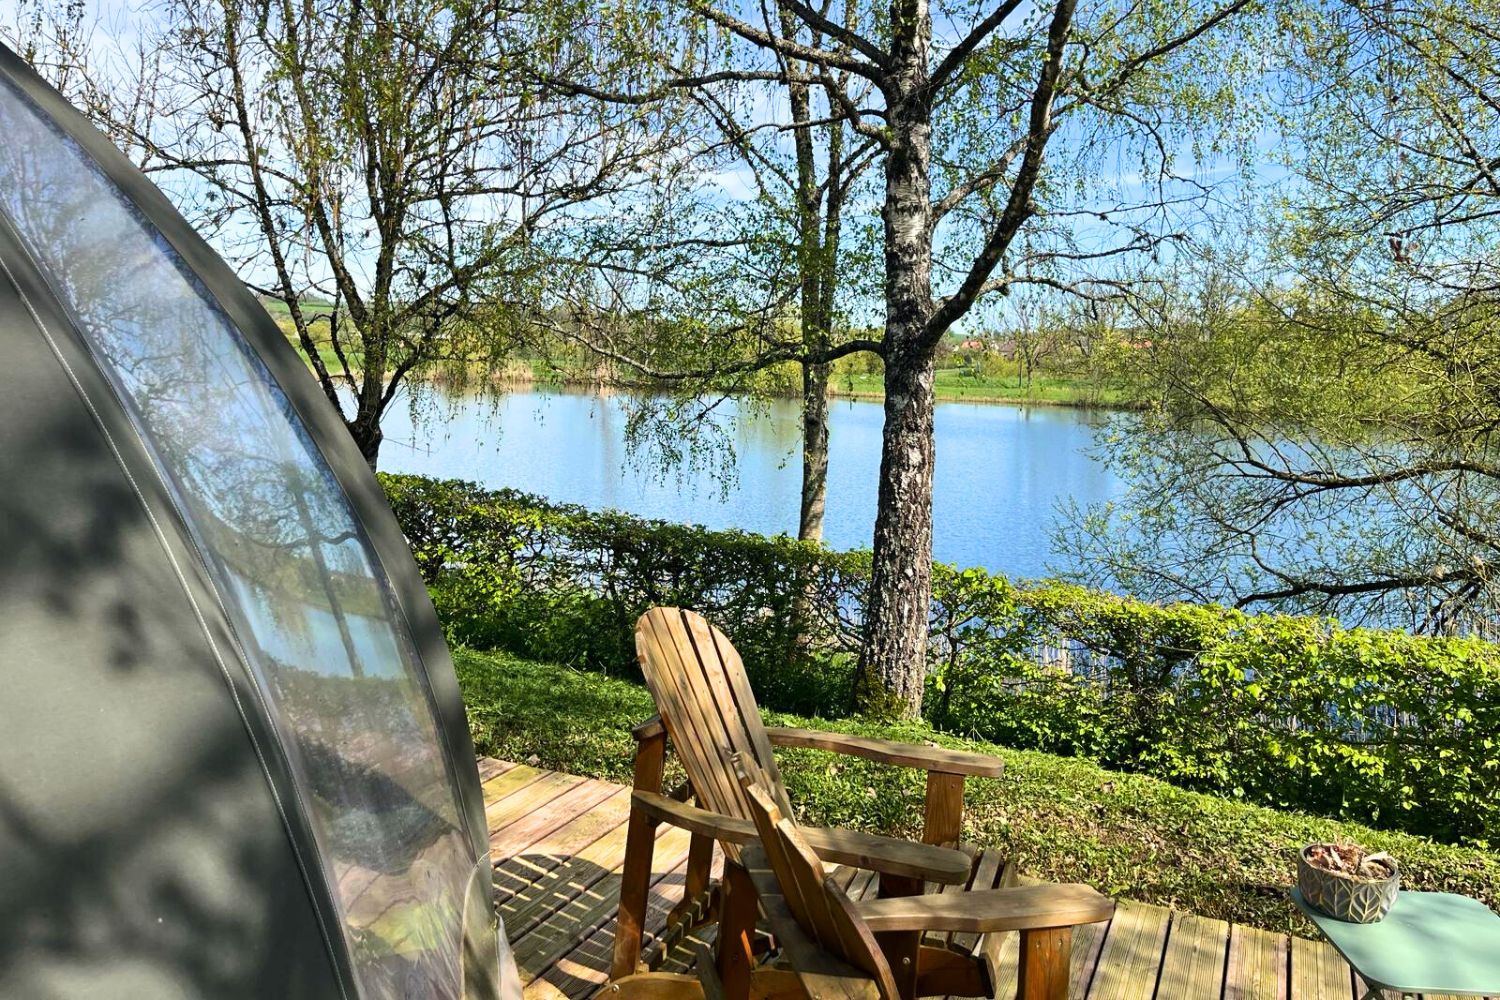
[957,337,987,352]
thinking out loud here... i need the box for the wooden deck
[481,758,1477,1000]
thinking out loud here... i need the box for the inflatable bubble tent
[0,43,520,999]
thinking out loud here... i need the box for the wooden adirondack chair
[611,607,1055,995]
[726,753,1115,1000]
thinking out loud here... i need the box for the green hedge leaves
[381,473,1500,846]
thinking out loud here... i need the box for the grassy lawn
[455,647,1500,936]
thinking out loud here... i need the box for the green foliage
[385,472,1500,846]
[455,648,1500,934]
[381,472,857,714]
[933,575,1500,849]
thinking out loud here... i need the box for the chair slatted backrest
[732,755,900,1000]
[635,608,796,851]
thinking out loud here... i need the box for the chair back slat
[732,756,900,1000]
[635,608,796,846]
[684,612,787,792]
[637,610,745,819]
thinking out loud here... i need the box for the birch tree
[550,0,1264,714]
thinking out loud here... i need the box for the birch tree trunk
[855,35,937,715]
[783,18,838,545]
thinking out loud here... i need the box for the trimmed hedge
[381,473,1500,846]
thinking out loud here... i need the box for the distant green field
[257,296,1128,408]
[259,296,337,319]
[834,367,1128,407]
[259,300,360,372]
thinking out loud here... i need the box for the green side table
[1291,888,1500,998]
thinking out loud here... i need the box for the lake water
[377,386,1126,580]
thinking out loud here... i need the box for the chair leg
[977,929,1006,989]
[680,832,715,914]
[716,861,757,1000]
[612,803,659,979]
[613,731,667,980]
[874,871,924,1000]
[1016,927,1071,1000]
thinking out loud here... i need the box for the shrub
[381,472,858,714]
[383,473,1500,846]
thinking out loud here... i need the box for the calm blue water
[377,386,1125,580]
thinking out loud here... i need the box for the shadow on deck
[479,758,1475,1000]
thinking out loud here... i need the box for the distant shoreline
[822,384,1141,411]
[284,333,1138,412]
[265,298,1138,412]
[421,367,1143,412]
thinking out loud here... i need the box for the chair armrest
[803,826,971,885]
[854,883,1114,934]
[631,790,756,843]
[632,715,666,742]
[766,727,1004,777]
[629,791,972,884]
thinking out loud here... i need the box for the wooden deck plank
[487,763,575,903]
[1291,934,1351,1000]
[1225,924,1287,1000]
[1069,917,1110,998]
[477,757,1346,1000]
[493,786,631,909]
[1087,901,1171,1000]
[478,758,516,782]
[482,764,554,817]
[522,786,632,858]
[986,924,1022,999]
[500,802,670,940]
[1158,912,1230,999]
[491,778,620,858]
[510,825,693,981]
[522,853,694,999]
[486,770,585,836]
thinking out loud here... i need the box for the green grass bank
[829,367,1131,408]
[456,648,1500,937]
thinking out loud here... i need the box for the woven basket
[1297,845,1400,923]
